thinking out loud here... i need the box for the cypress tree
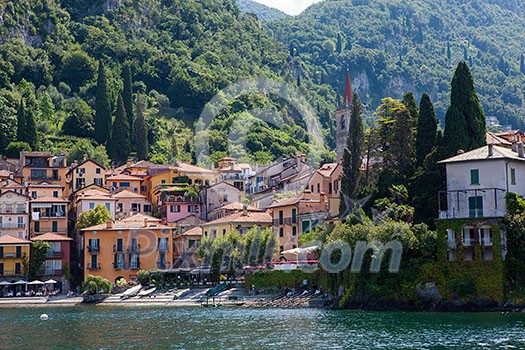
[339,93,364,217]
[134,94,148,160]
[122,63,134,142]
[108,95,130,164]
[445,61,486,154]
[415,93,438,166]
[446,41,451,61]
[402,91,419,127]
[94,61,112,144]
[520,53,525,74]
[25,102,37,150]
[16,99,26,142]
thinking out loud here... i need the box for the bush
[82,275,112,295]
[450,275,476,298]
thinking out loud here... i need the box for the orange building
[30,196,69,237]
[81,214,174,283]
[106,174,142,193]
[20,152,68,189]
[66,159,106,198]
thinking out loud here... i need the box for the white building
[438,144,525,219]
[0,191,29,239]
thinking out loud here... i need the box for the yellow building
[0,235,31,278]
[30,196,69,237]
[200,209,272,239]
[66,159,106,198]
[81,214,174,283]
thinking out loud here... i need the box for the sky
[252,0,324,16]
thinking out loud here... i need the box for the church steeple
[342,69,353,106]
[336,68,353,162]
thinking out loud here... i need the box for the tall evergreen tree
[122,62,134,142]
[16,99,26,142]
[94,61,112,144]
[415,93,438,166]
[108,95,130,164]
[521,53,525,74]
[402,91,419,127]
[339,93,364,217]
[25,102,37,150]
[444,61,486,156]
[376,98,415,193]
[134,94,148,160]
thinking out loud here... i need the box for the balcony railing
[1,253,26,259]
[0,223,26,229]
[37,212,66,218]
[158,246,169,253]
[156,262,167,269]
[438,188,506,220]
[87,263,101,271]
[112,262,141,270]
[87,246,100,254]
[126,245,141,254]
[46,250,63,258]
[113,245,124,253]
[0,270,23,277]
[0,210,27,215]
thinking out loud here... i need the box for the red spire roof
[343,69,353,106]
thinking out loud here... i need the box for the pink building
[156,186,201,224]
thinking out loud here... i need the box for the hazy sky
[252,0,324,15]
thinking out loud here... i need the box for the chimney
[83,154,87,161]
[144,218,149,227]
[242,203,248,216]
[518,142,525,158]
[488,143,494,157]
[512,142,518,152]
[106,220,113,229]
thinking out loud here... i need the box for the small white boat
[121,284,142,299]
[138,287,156,298]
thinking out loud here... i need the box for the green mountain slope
[268,0,525,128]
[236,0,288,21]
[0,0,334,164]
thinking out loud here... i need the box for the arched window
[341,116,346,130]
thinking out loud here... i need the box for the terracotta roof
[0,234,30,245]
[439,145,525,164]
[0,190,28,199]
[67,159,106,175]
[202,211,272,226]
[268,197,301,208]
[129,160,170,169]
[121,213,162,223]
[81,214,167,231]
[106,174,142,181]
[173,162,214,174]
[219,163,252,172]
[0,170,12,177]
[30,196,69,203]
[218,202,261,212]
[21,151,52,157]
[182,227,202,236]
[317,163,339,177]
[76,189,111,198]
[31,232,73,241]
[486,132,512,146]
[113,189,147,199]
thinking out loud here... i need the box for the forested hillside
[268,0,525,128]
[236,0,288,21]
[0,0,334,166]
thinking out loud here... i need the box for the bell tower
[336,69,353,162]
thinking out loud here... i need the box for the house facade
[0,191,29,239]
[0,235,31,279]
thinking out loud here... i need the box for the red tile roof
[106,174,143,181]
[113,189,147,199]
[31,232,73,241]
[30,196,69,203]
[0,235,31,245]
[202,211,272,226]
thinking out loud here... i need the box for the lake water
[0,306,524,349]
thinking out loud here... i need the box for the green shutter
[470,169,479,185]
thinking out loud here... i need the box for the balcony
[0,270,23,277]
[156,262,167,269]
[87,263,101,271]
[113,262,125,270]
[126,245,141,254]
[38,212,66,219]
[87,246,100,254]
[46,250,64,258]
[158,245,169,253]
[112,262,141,270]
[0,223,26,229]
[113,245,124,253]
[438,188,507,220]
[1,253,26,259]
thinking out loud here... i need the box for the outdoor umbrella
[28,280,45,285]
[14,280,28,285]
[44,279,57,284]
[0,281,12,286]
